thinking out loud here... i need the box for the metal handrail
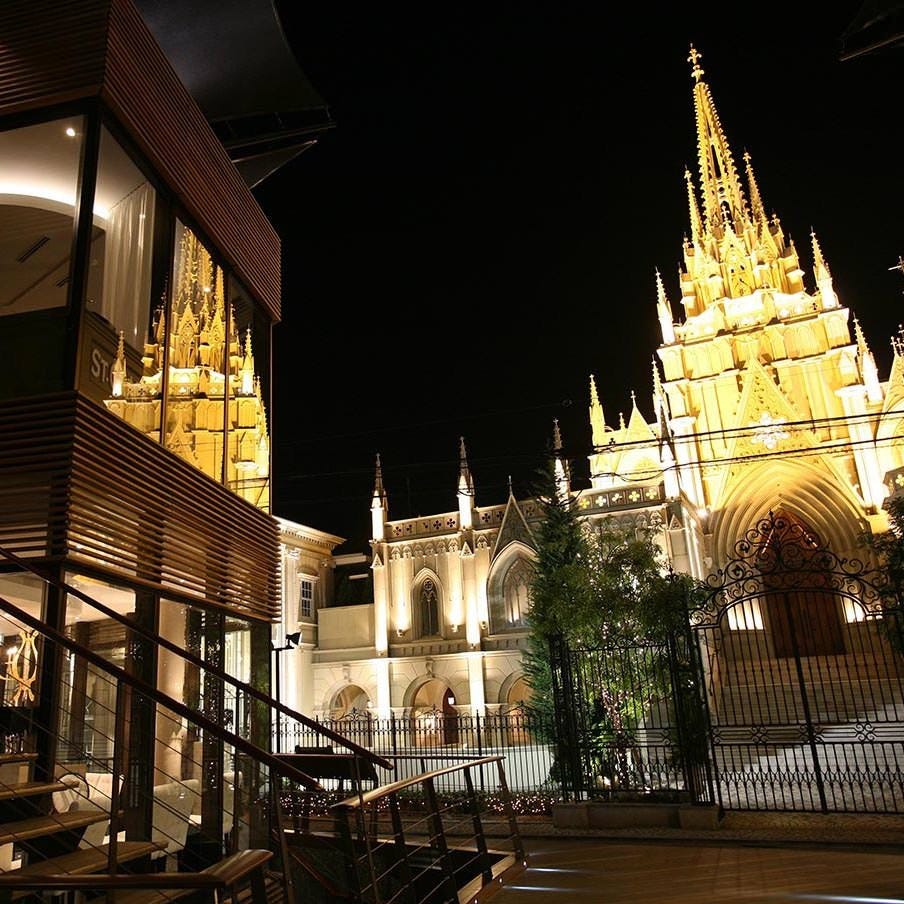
[332,756,506,809]
[0,544,392,771]
[0,592,322,792]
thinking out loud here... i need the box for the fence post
[475,711,484,792]
[549,634,582,800]
[666,630,696,802]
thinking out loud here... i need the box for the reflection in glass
[85,128,158,433]
[59,574,135,769]
[0,117,83,315]
[228,275,270,511]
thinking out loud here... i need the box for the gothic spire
[458,436,474,496]
[684,166,702,245]
[854,316,883,403]
[589,374,608,447]
[810,228,830,282]
[372,453,387,508]
[656,269,676,344]
[371,452,388,540]
[689,45,748,237]
[743,150,767,227]
[552,419,571,500]
[652,357,669,433]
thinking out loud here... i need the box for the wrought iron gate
[692,512,904,813]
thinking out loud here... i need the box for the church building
[282,46,904,729]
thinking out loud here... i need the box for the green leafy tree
[523,464,710,792]
[522,463,592,730]
[862,495,904,652]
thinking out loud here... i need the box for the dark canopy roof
[135,0,332,187]
[841,0,904,59]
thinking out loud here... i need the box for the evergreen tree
[521,461,592,742]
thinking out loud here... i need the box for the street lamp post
[272,631,301,752]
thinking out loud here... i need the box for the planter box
[552,801,722,831]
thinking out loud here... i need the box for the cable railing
[0,545,392,773]
[281,756,526,904]
[0,557,526,903]
[0,591,321,900]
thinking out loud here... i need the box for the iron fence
[274,709,558,797]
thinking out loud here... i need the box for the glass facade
[0,110,272,510]
[0,116,84,399]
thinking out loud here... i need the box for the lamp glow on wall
[3,629,39,705]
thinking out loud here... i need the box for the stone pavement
[512,809,904,849]
[481,811,904,902]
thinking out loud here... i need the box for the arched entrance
[502,676,532,746]
[330,684,372,747]
[693,511,903,812]
[411,679,459,747]
[759,511,844,657]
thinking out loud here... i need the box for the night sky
[254,4,904,550]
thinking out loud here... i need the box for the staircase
[0,554,525,903]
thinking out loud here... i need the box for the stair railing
[0,545,392,773]
[0,590,321,897]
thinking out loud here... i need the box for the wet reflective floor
[493,838,904,903]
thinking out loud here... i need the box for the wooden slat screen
[0,0,282,322]
[0,394,280,622]
[0,1,108,113]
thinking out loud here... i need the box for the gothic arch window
[416,577,441,638]
[488,555,533,633]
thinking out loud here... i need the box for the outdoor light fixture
[272,631,301,652]
[64,126,76,137]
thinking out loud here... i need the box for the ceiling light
[65,127,76,137]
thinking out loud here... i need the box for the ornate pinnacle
[688,44,704,82]
[373,452,386,502]
[553,418,562,453]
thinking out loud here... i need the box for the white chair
[151,779,198,868]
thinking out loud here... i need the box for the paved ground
[483,811,904,902]
[491,836,904,902]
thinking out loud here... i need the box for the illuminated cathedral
[281,47,904,724]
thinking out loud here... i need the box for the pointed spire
[111,331,126,398]
[371,453,388,540]
[743,150,767,226]
[811,228,830,281]
[652,357,668,431]
[372,453,386,507]
[811,228,837,310]
[457,437,475,528]
[240,327,255,395]
[458,436,474,496]
[854,316,883,404]
[689,45,748,237]
[552,418,571,501]
[684,166,702,245]
[589,374,608,447]
[656,269,676,344]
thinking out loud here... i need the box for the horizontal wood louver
[0,395,74,560]
[0,394,280,622]
[0,0,282,322]
[0,1,108,113]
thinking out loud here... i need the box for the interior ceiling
[133,0,333,188]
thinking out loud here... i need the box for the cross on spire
[688,44,704,82]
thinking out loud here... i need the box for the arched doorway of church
[330,684,373,747]
[502,676,532,746]
[759,511,845,657]
[411,679,459,747]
